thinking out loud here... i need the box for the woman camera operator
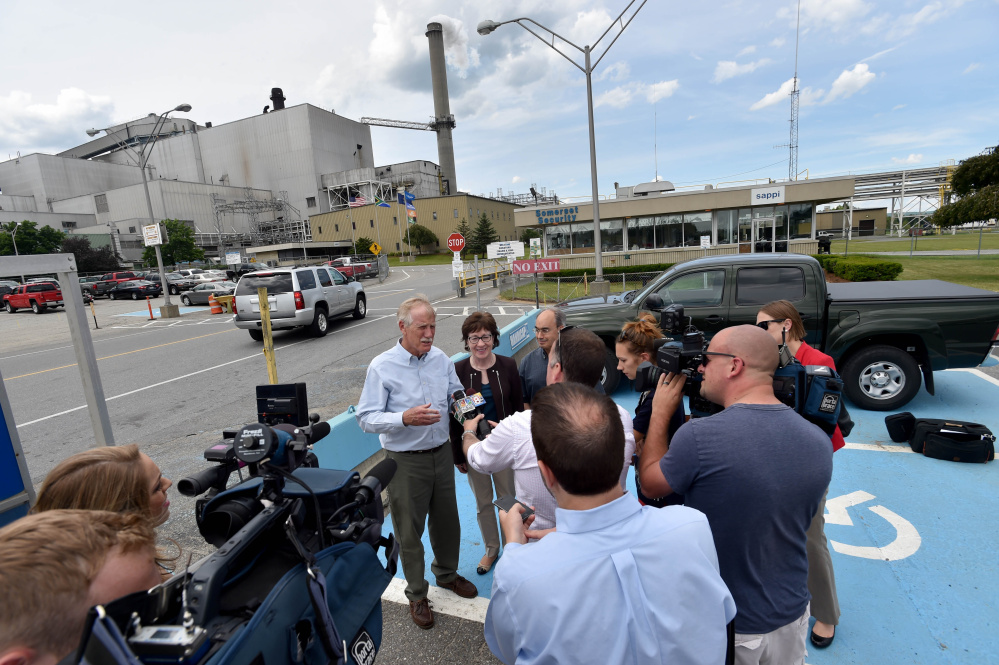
[448,312,522,575]
[33,445,177,577]
[756,299,843,649]
[615,314,685,508]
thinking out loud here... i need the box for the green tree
[403,224,439,254]
[454,217,471,259]
[141,219,205,266]
[0,221,65,256]
[61,235,120,273]
[933,148,999,228]
[354,236,375,255]
[519,228,541,244]
[467,212,499,257]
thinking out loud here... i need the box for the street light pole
[89,104,191,310]
[477,1,648,284]
[6,222,26,282]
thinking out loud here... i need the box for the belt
[395,443,445,455]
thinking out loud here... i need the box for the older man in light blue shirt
[484,382,736,664]
[356,296,477,630]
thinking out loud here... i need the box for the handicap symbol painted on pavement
[825,490,921,561]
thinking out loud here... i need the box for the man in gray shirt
[518,307,565,408]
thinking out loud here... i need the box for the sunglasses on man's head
[554,325,575,356]
[756,319,786,331]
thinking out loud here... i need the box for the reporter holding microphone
[449,312,523,575]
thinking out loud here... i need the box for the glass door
[753,216,776,252]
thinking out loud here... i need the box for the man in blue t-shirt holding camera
[638,324,833,665]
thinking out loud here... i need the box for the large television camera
[633,302,845,429]
[77,383,398,665]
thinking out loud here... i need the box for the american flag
[348,195,366,207]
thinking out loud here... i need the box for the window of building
[600,219,623,252]
[393,217,398,225]
[545,225,572,254]
[396,242,400,250]
[128,226,136,234]
[655,214,683,248]
[454,209,459,218]
[370,220,374,228]
[570,222,594,251]
[61,221,77,229]
[714,210,738,245]
[318,226,322,234]
[788,203,813,239]
[306,197,317,208]
[335,224,339,232]
[685,212,713,247]
[94,194,109,213]
[433,211,438,220]
[627,217,655,250]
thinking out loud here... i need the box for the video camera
[77,383,399,665]
[633,301,846,429]
[633,302,720,417]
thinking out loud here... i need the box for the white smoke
[428,14,480,78]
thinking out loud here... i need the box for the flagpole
[347,191,356,253]
[373,189,382,250]
[406,189,413,262]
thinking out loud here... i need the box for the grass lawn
[830,230,999,253]
[856,254,999,292]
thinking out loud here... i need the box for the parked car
[326,256,377,279]
[146,273,198,295]
[107,280,163,300]
[95,271,137,297]
[225,262,259,281]
[232,266,366,340]
[180,281,237,306]
[79,275,103,296]
[817,231,835,238]
[559,253,999,409]
[4,282,64,314]
[189,273,223,285]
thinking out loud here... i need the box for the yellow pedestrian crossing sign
[369,242,382,255]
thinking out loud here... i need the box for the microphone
[465,392,493,438]
[305,421,331,445]
[353,458,398,505]
[450,390,477,423]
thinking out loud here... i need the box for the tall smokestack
[426,22,457,195]
[270,88,286,111]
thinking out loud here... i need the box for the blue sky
[1,0,996,201]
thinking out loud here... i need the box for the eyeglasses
[702,351,737,365]
[534,326,553,335]
[553,325,575,360]
[467,334,493,345]
[756,319,786,331]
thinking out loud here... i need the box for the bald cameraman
[484,382,735,664]
[0,510,162,665]
[638,325,832,665]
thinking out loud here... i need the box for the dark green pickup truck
[560,254,999,410]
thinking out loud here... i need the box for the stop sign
[447,233,465,252]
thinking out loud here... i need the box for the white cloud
[825,63,875,103]
[886,1,955,39]
[687,115,696,121]
[893,104,906,110]
[596,62,630,82]
[750,78,795,110]
[512,175,523,184]
[892,153,923,165]
[963,62,980,75]
[713,58,773,83]
[0,88,114,152]
[779,0,873,32]
[770,37,786,47]
[859,46,898,63]
[595,80,679,109]
[737,45,757,57]
[428,14,480,79]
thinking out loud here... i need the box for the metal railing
[502,271,662,303]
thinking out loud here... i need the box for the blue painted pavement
[378,366,999,664]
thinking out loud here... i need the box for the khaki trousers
[385,445,461,601]
[806,487,841,626]
[466,466,515,557]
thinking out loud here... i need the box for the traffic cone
[209,294,223,314]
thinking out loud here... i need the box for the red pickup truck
[326,257,375,279]
[3,282,64,314]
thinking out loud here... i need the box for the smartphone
[493,495,535,521]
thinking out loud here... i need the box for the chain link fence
[502,271,662,304]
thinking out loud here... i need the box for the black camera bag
[883,413,995,463]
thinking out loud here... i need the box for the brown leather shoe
[437,574,478,599]
[409,598,434,629]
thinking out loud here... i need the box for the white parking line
[381,578,490,624]
[15,315,392,429]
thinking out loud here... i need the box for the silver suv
[232,266,366,341]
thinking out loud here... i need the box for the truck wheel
[310,308,329,337]
[352,296,366,319]
[5,301,16,313]
[31,301,45,314]
[842,345,921,411]
[600,347,621,393]
[248,329,264,342]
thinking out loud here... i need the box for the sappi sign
[751,185,785,204]
[512,259,560,274]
